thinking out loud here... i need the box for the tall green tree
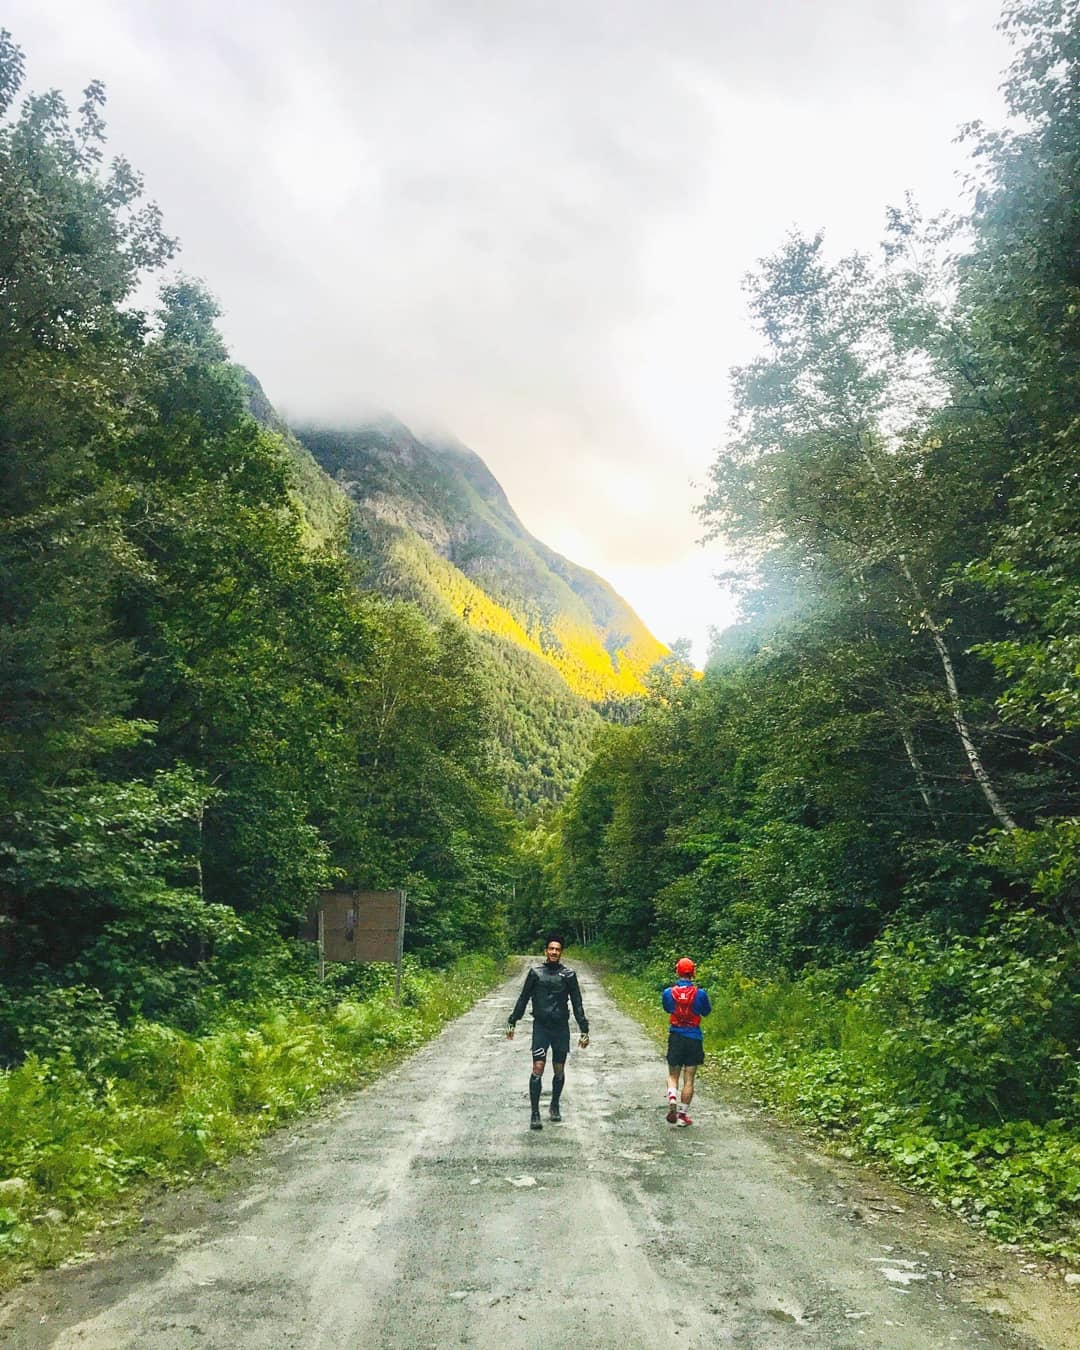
[698,230,1021,832]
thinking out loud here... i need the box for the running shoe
[530,1112,543,1131]
[677,1111,692,1127]
[666,1102,678,1124]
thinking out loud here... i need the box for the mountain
[242,373,667,809]
[241,370,345,547]
[293,417,668,702]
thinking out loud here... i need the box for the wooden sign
[305,889,407,994]
[318,889,405,963]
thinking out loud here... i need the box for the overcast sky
[8,0,1012,662]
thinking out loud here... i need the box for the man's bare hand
[579,1034,590,1049]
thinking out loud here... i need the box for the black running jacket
[509,961,589,1032]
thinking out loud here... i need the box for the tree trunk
[195,799,208,963]
[861,444,1018,832]
[897,721,942,831]
[916,602,1019,831]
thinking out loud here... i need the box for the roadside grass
[595,957,1080,1264]
[0,954,503,1289]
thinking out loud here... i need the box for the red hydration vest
[669,984,701,1029]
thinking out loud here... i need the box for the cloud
[7,0,1010,633]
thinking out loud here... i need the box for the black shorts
[667,1030,705,1067]
[531,1020,571,1063]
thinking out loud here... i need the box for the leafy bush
[859,907,1079,1127]
[0,983,124,1068]
[0,954,502,1286]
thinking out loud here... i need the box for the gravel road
[1,960,1075,1349]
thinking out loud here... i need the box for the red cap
[675,957,695,976]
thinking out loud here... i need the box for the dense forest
[0,25,519,1061]
[520,0,1078,1255]
[242,379,608,813]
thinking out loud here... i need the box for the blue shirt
[662,978,711,1041]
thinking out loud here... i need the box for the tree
[698,230,1020,830]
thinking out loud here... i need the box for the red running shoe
[677,1111,693,1127]
[666,1096,678,1123]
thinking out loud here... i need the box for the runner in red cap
[661,957,711,1125]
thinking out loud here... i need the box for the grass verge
[0,953,503,1289]
[594,957,1079,1264]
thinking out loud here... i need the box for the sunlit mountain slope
[243,375,655,806]
[295,418,668,701]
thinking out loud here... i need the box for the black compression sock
[529,1073,542,1111]
[551,1073,565,1108]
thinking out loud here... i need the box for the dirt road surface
[1,960,1075,1349]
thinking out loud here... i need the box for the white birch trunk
[897,721,942,831]
[917,601,1019,832]
[860,444,1018,832]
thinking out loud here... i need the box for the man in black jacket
[506,935,589,1130]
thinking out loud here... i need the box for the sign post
[393,889,406,1001]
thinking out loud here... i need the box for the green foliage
[0,32,517,1066]
[860,908,1079,1125]
[0,767,245,1036]
[472,631,601,811]
[0,954,502,1286]
[540,2,1079,1261]
[0,985,123,1068]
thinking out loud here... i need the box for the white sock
[667,1088,677,1102]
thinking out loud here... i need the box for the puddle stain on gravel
[881,1267,929,1285]
[765,1308,799,1323]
